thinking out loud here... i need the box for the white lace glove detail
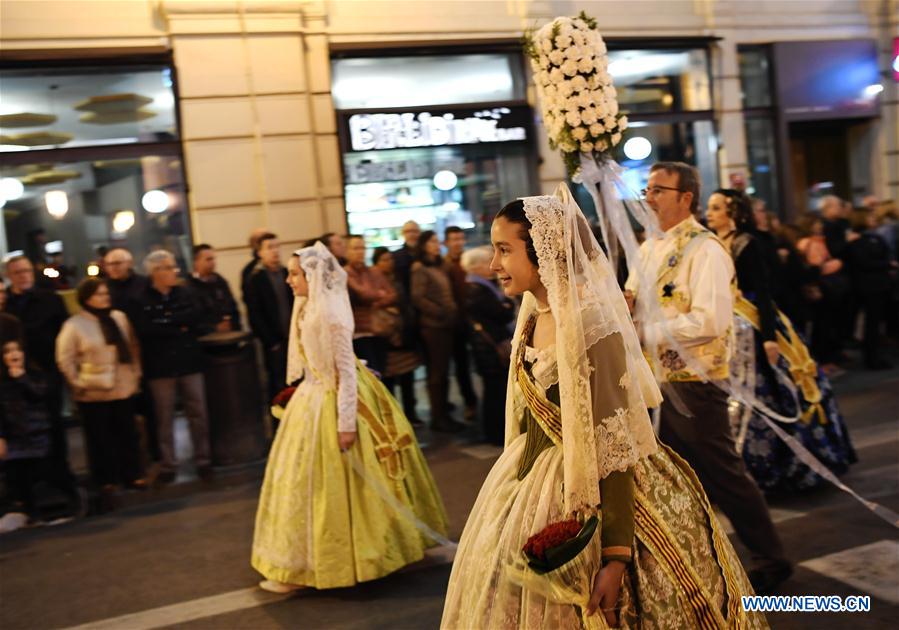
[332,323,358,433]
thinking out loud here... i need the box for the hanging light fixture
[141,189,169,214]
[45,190,68,219]
[0,177,25,201]
[86,264,100,277]
[112,209,136,233]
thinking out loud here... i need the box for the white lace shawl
[287,243,358,432]
[503,184,660,514]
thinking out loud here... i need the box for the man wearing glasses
[625,161,792,594]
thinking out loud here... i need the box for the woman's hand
[586,560,626,627]
[763,341,780,365]
[0,437,7,460]
[338,431,357,451]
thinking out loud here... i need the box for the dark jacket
[244,264,292,348]
[846,231,893,295]
[465,279,516,375]
[187,273,241,333]
[3,288,68,375]
[732,233,777,342]
[0,370,51,460]
[129,284,206,379]
[392,244,417,293]
[240,255,260,303]
[823,217,851,260]
[108,272,150,316]
[410,262,457,329]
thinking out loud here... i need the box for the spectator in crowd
[245,233,293,401]
[2,255,76,491]
[240,228,271,303]
[1,316,81,530]
[104,247,159,461]
[131,251,211,484]
[411,230,462,433]
[797,212,850,373]
[371,247,422,426]
[874,201,899,339]
[443,227,478,421]
[320,232,348,266]
[392,220,421,292]
[819,195,858,347]
[344,235,396,376]
[846,209,894,369]
[56,278,146,506]
[461,246,515,445]
[188,244,240,333]
[0,276,6,311]
[104,248,149,315]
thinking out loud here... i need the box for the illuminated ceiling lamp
[141,189,169,214]
[86,264,100,277]
[45,190,68,219]
[433,170,458,191]
[623,136,653,161]
[0,177,25,201]
[113,209,136,233]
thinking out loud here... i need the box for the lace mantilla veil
[286,242,355,389]
[503,183,661,515]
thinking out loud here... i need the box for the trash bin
[199,330,265,466]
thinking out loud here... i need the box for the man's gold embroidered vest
[651,220,733,382]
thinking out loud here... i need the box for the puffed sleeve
[331,323,358,433]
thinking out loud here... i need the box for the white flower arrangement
[524,12,628,177]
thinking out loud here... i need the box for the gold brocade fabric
[443,412,766,630]
[251,360,448,588]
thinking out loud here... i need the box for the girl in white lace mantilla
[251,243,448,593]
[441,184,766,629]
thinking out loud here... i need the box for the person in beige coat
[56,278,146,494]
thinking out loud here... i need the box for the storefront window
[0,60,188,284]
[608,48,712,114]
[737,46,773,109]
[333,52,536,251]
[743,117,779,207]
[332,53,527,110]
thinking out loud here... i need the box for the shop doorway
[788,120,852,213]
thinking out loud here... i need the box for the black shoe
[749,561,793,595]
[197,465,214,482]
[157,470,176,485]
[431,420,465,433]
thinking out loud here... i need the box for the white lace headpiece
[286,242,353,385]
[504,183,662,514]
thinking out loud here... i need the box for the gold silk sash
[355,361,415,483]
[515,317,564,446]
[734,296,825,424]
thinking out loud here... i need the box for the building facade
[1,0,896,292]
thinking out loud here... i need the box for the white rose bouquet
[524,12,627,178]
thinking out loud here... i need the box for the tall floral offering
[524,12,628,178]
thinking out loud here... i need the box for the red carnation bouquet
[509,515,605,629]
[270,386,296,420]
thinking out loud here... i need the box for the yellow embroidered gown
[441,324,767,629]
[251,323,448,588]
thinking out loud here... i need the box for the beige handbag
[78,362,115,390]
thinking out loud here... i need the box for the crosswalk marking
[801,539,899,604]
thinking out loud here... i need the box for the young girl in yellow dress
[441,185,766,629]
[251,242,448,593]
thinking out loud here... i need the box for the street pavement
[1,360,897,630]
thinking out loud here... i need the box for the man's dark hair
[256,232,277,252]
[444,226,464,239]
[193,243,213,259]
[371,246,391,265]
[650,161,701,215]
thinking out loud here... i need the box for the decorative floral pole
[524,12,629,179]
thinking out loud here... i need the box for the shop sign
[346,157,465,184]
[344,106,529,151]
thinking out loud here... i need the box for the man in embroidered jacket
[625,162,791,595]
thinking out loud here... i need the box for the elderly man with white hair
[129,250,212,484]
[461,246,516,445]
[103,247,149,315]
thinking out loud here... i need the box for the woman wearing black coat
[460,247,516,445]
